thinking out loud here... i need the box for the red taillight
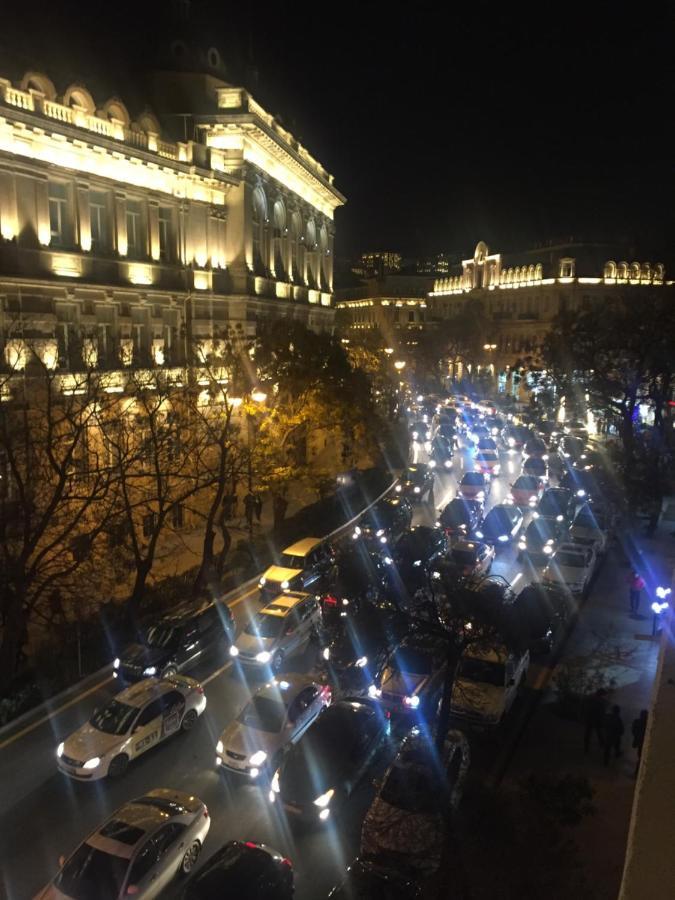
[385,710,391,719]
[203,807,209,819]
[245,841,259,849]
[323,595,338,607]
[197,686,204,695]
[281,857,292,868]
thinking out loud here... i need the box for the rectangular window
[158,207,172,261]
[90,191,107,251]
[126,200,143,258]
[48,182,68,245]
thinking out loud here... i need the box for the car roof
[282,537,322,556]
[160,596,219,624]
[116,677,178,708]
[260,592,310,616]
[452,540,484,553]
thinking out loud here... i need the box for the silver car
[230,592,323,673]
[34,788,210,899]
[216,674,332,778]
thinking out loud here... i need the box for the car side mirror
[58,855,66,868]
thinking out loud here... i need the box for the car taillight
[323,595,338,607]
[245,841,259,849]
[281,857,293,868]
[203,807,209,819]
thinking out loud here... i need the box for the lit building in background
[415,253,450,275]
[352,250,402,279]
[0,64,344,383]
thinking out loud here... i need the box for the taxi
[56,675,206,780]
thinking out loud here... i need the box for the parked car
[450,644,529,727]
[559,468,600,502]
[569,504,609,554]
[320,604,401,693]
[510,474,545,508]
[182,841,293,900]
[523,436,548,459]
[475,503,524,546]
[385,526,448,598]
[396,463,435,502]
[474,449,501,477]
[513,582,571,654]
[500,424,530,451]
[361,727,470,874]
[517,516,567,564]
[114,597,234,683]
[438,497,483,540]
[269,698,388,823]
[328,857,422,899]
[230,592,323,673]
[558,435,587,465]
[35,789,210,899]
[448,539,495,578]
[429,433,454,468]
[352,496,413,548]
[457,471,489,502]
[57,675,206,781]
[534,486,577,525]
[522,455,549,482]
[542,541,597,595]
[216,674,330,778]
[368,633,447,721]
[259,537,336,598]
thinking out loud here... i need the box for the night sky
[2,1,673,262]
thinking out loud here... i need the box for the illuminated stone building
[0,67,344,385]
[335,274,436,347]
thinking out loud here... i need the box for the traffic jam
[37,392,619,899]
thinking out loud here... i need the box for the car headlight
[354,526,361,536]
[529,497,537,506]
[83,757,101,770]
[271,770,280,794]
[322,647,330,661]
[230,645,239,657]
[216,740,224,754]
[376,529,384,537]
[355,656,368,668]
[249,750,268,767]
[412,431,419,440]
[395,485,402,493]
[493,465,501,474]
[475,531,484,539]
[313,788,335,808]
[383,556,393,565]
[143,666,157,676]
[57,742,64,758]
[477,491,485,500]
[508,437,515,447]
[281,580,290,590]
[256,651,272,663]
[498,534,509,542]
[368,684,382,698]
[518,542,526,550]
[444,459,452,468]
[259,576,267,586]
[543,545,553,554]
[428,459,437,469]
[577,490,586,497]
[542,454,549,461]
[532,511,540,519]
[113,658,120,670]
[556,514,563,521]
[380,535,387,544]
[404,695,420,708]
[413,486,421,494]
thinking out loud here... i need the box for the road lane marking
[202,661,234,686]
[230,585,260,609]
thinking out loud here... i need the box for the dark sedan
[559,468,600,502]
[395,464,435,502]
[437,497,483,540]
[328,857,422,899]
[475,503,524,546]
[534,486,577,525]
[352,497,413,548]
[320,605,400,692]
[182,841,293,900]
[270,699,388,823]
[385,526,448,597]
[368,633,447,721]
[429,433,454,469]
[409,420,432,443]
[517,516,567,564]
[513,582,571,654]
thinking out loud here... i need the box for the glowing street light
[483,343,497,351]
[251,389,267,403]
[394,360,406,371]
[384,347,394,355]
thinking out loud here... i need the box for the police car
[56,675,206,780]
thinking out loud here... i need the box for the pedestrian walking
[627,570,645,615]
[603,705,624,766]
[584,688,608,754]
[222,492,236,522]
[631,709,648,776]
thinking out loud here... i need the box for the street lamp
[483,343,497,351]
[384,347,394,355]
[394,360,406,371]
[251,389,267,404]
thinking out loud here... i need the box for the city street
[0,436,635,898]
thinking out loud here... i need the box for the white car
[450,645,529,727]
[542,541,597,594]
[56,675,206,780]
[35,788,210,899]
[569,505,609,554]
[216,675,331,778]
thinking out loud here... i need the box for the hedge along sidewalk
[0,470,399,742]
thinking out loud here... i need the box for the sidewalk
[505,514,675,899]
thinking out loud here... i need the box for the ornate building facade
[0,66,344,390]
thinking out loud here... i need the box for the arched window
[20,71,57,100]
[603,261,617,279]
[63,85,96,113]
[535,263,543,280]
[305,219,317,287]
[102,98,130,126]
[251,187,268,275]
[617,261,629,279]
[528,265,535,281]
[289,211,303,282]
[272,199,286,278]
[654,263,665,282]
[641,262,651,282]
[629,262,641,281]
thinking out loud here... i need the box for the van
[258,538,336,598]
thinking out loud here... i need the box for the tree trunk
[216,524,232,578]
[435,646,461,754]
[0,593,28,695]
[127,559,153,624]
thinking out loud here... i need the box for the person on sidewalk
[584,688,608,754]
[631,709,648,776]
[627,571,645,616]
[603,705,624,766]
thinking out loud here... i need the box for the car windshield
[238,695,286,732]
[525,459,545,473]
[486,508,510,529]
[459,657,505,686]
[144,624,177,648]
[442,502,469,527]
[245,612,285,639]
[380,754,438,813]
[514,476,539,490]
[279,553,305,568]
[451,548,478,565]
[54,843,129,900]
[539,492,568,515]
[90,700,138,736]
[554,552,585,567]
[462,473,484,486]
[391,646,433,675]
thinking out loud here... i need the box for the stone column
[35,175,50,246]
[114,192,127,256]
[76,182,91,251]
[148,200,160,261]
[0,169,18,240]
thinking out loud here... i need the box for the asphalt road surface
[0,437,610,899]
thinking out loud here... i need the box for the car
[258,537,336,597]
[474,449,501,477]
[569,504,609,554]
[56,675,206,781]
[182,840,293,900]
[438,497,483,540]
[457,471,489,502]
[361,727,470,875]
[269,698,388,823]
[559,468,600,502]
[368,633,447,720]
[328,857,423,899]
[534,486,577,525]
[449,539,495,578]
[450,643,530,727]
[395,463,435,502]
[409,420,432,443]
[517,516,567,564]
[114,597,234,683]
[436,420,457,442]
[523,436,548,459]
[477,436,498,452]
[571,448,603,472]
[484,415,504,437]
[326,546,390,621]
[216,675,331,778]
[385,526,448,597]
[429,432,454,468]
[352,496,413,548]
[321,604,401,693]
[500,424,529,451]
[522,455,549,482]
[513,582,571,654]
[230,592,323,673]
[475,503,524,546]
[564,419,589,437]
[510,474,545,508]
[35,789,210,899]
[542,541,597,595]
[467,423,491,445]
[558,434,587,465]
